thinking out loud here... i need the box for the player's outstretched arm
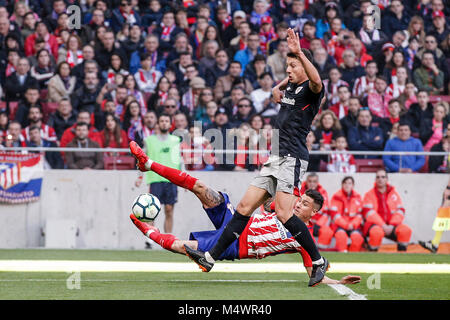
[286,28,323,93]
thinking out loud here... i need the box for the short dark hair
[398,120,411,129]
[76,122,89,129]
[342,176,355,185]
[287,48,313,62]
[258,72,272,80]
[28,125,40,132]
[304,189,324,211]
[158,113,172,122]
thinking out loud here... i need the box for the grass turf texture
[0,249,449,300]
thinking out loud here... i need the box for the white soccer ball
[132,193,161,222]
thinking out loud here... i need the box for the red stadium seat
[40,89,49,102]
[355,159,384,172]
[419,156,429,173]
[1,101,20,120]
[42,102,59,123]
[319,160,328,172]
[103,155,136,170]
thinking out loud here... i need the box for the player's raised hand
[287,28,301,55]
[339,275,361,285]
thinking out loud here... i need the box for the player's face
[286,57,305,84]
[293,195,317,222]
[158,116,172,132]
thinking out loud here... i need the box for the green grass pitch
[0,249,448,300]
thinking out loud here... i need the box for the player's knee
[369,225,384,245]
[396,224,412,243]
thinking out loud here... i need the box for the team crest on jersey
[295,87,303,94]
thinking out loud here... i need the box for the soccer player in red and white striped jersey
[129,143,360,285]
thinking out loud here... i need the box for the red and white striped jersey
[385,83,405,98]
[327,153,356,173]
[239,211,313,264]
[352,76,375,98]
[323,79,349,105]
[22,124,57,143]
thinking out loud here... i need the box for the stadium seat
[103,155,136,170]
[419,156,429,173]
[0,101,19,120]
[42,102,59,123]
[39,89,49,102]
[319,160,328,172]
[355,159,384,172]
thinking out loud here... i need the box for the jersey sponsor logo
[274,218,288,240]
[281,97,295,105]
[295,86,303,94]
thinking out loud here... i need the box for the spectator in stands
[134,110,157,148]
[231,97,256,128]
[327,27,352,67]
[182,76,205,117]
[24,21,58,59]
[48,62,76,103]
[123,99,143,140]
[173,111,189,135]
[80,9,106,46]
[199,40,220,71]
[267,22,288,56]
[300,21,324,51]
[313,110,343,151]
[47,98,77,141]
[340,96,361,137]
[43,0,66,32]
[57,34,84,68]
[362,169,412,251]
[26,125,63,169]
[364,76,390,118]
[413,51,445,95]
[250,72,275,115]
[429,10,449,46]
[329,85,351,120]
[4,121,26,147]
[204,49,229,88]
[100,112,128,152]
[154,11,183,55]
[22,105,57,143]
[377,98,407,143]
[71,72,101,114]
[420,102,450,151]
[20,12,38,42]
[104,53,129,85]
[347,108,384,158]
[429,129,450,173]
[234,32,263,73]
[60,110,102,148]
[406,90,434,134]
[329,176,365,252]
[312,47,336,82]
[399,82,418,110]
[124,74,146,115]
[190,16,209,60]
[415,34,447,76]
[193,87,215,125]
[30,48,54,89]
[351,38,373,68]
[322,67,349,107]
[243,54,273,89]
[284,0,313,36]
[0,50,19,85]
[327,135,356,173]
[214,60,252,103]
[222,10,246,48]
[110,0,141,33]
[386,66,409,99]
[382,0,410,38]
[131,34,165,75]
[94,29,127,72]
[4,57,38,102]
[338,49,365,91]
[0,111,8,137]
[383,121,426,173]
[205,107,235,171]
[180,124,215,171]
[15,86,42,128]
[72,54,102,87]
[358,9,388,56]
[134,52,162,95]
[353,60,377,100]
[147,76,171,113]
[65,122,104,170]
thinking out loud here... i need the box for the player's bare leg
[275,191,329,286]
[163,204,174,233]
[130,214,197,254]
[185,185,270,272]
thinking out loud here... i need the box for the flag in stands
[0,153,44,204]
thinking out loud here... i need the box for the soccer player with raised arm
[129,143,361,286]
[131,28,329,287]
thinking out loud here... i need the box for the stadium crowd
[0,0,449,173]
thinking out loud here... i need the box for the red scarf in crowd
[66,50,83,68]
[161,23,175,41]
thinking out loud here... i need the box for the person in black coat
[405,91,435,135]
[26,125,64,169]
[428,135,450,173]
[4,58,38,102]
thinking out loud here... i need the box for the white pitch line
[0,260,449,273]
[327,284,367,300]
[0,279,300,283]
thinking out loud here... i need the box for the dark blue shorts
[150,182,178,205]
[189,192,240,261]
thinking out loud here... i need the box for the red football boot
[129,141,150,172]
